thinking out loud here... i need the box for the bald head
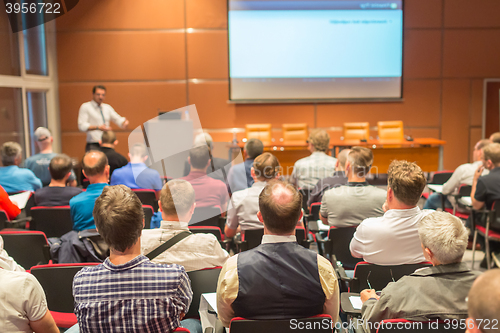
[258,180,302,234]
[336,149,350,171]
[468,269,500,332]
[82,150,109,182]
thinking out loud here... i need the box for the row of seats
[246,121,405,145]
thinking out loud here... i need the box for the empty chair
[471,199,500,269]
[429,171,454,185]
[237,229,264,252]
[282,123,308,145]
[318,226,362,269]
[309,202,321,222]
[229,315,334,333]
[143,205,154,229]
[343,122,370,141]
[444,184,472,219]
[186,267,222,318]
[245,124,272,146]
[295,226,311,249]
[30,206,73,238]
[377,121,404,141]
[189,206,222,227]
[31,263,99,328]
[132,189,159,212]
[0,230,50,269]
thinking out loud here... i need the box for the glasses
[367,269,396,290]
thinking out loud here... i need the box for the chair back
[30,206,73,238]
[457,184,472,196]
[143,205,154,229]
[295,226,310,249]
[343,122,370,141]
[189,226,224,241]
[241,229,265,251]
[488,200,500,233]
[186,267,222,318]
[30,263,99,313]
[0,230,50,269]
[230,315,333,333]
[0,209,8,230]
[309,202,321,222]
[350,262,432,293]
[376,319,465,333]
[133,189,158,212]
[300,189,312,214]
[429,171,453,185]
[189,206,222,227]
[325,227,362,269]
[282,123,308,145]
[377,121,404,141]
[246,124,272,146]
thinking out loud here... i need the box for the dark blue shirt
[70,183,108,231]
[110,163,162,190]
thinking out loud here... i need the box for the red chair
[132,189,159,212]
[30,263,99,328]
[229,314,334,333]
[471,200,500,269]
[317,226,362,269]
[444,184,471,220]
[30,206,72,238]
[174,328,190,332]
[0,230,50,269]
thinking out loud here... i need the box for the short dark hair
[347,146,373,177]
[259,180,302,234]
[92,85,106,94]
[49,154,73,180]
[245,138,264,159]
[101,131,116,144]
[189,146,210,169]
[83,150,108,177]
[388,160,426,206]
[93,185,144,252]
[253,153,280,181]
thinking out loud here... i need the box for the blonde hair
[308,130,330,152]
[160,179,195,217]
[388,160,426,206]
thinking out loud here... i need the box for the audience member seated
[471,142,500,268]
[360,212,480,332]
[227,138,264,193]
[466,269,500,333]
[0,268,59,333]
[70,151,109,231]
[110,143,162,190]
[424,139,490,210]
[489,132,500,144]
[0,141,42,192]
[217,180,339,327]
[290,129,337,190]
[24,127,77,187]
[308,148,349,207]
[320,147,385,227]
[35,154,83,206]
[71,185,200,333]
[0,185,21,220]
[183,132,229,183]
[141,179,229,271]
[0,235,24,271]
[181,145,229,209]
[225,153,280,238]
[350,160,432,265]
[99,130,128,177]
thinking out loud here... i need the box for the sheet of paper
[349,296,363,310]
[8,191,31,209]
[202,292,218,313]
[459,196,472,207]
[427,184,443,193]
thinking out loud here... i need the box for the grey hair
[1,142,22,166]
[418,211,468,265]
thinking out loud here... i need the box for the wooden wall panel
[56,0,184,31]
[443,30,500,78]
[404,0,443,28]
[404,30,442,79]
[187,31,228,79]
[316,80,441,128]
[441,80,470,169]
[470,79,484,128]
[444,0,500,28]
[186,0,227,29]
[57,32,186,82]
[234,104,315,128]
[188,82,235,128]
[61,133,87,160]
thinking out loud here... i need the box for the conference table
[235,138,446,175]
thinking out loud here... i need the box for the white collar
[261,234,297,244]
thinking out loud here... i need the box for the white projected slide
[228,1,404,101]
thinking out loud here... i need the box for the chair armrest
[234,239,248,253]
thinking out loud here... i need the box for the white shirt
[78,100,126,143]
[291,151,337,190]
[442,160,488,195]
[140,220,229,272]
[0,236,24,272]
[350,207,433,265]
[0,269,48,333]
[226,181,267,231]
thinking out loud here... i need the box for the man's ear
[114,140,119,146]
[188,156,191,166]
[98,140,102,146]
[82,169,88,179]
[257,211,264,223]
[128,153,132,160]
[158,200,162,212]
[251,167,256,178]
[424,247,433,261]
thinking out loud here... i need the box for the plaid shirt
[73,255,192,333]
[291,152,337,190]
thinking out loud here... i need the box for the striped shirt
[73,255,192,333]
[291,152,338,190]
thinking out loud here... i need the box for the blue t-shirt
[24,153,76,187]
[70,183,108,231]
[110,163,162,191]
[0,165,42,193]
